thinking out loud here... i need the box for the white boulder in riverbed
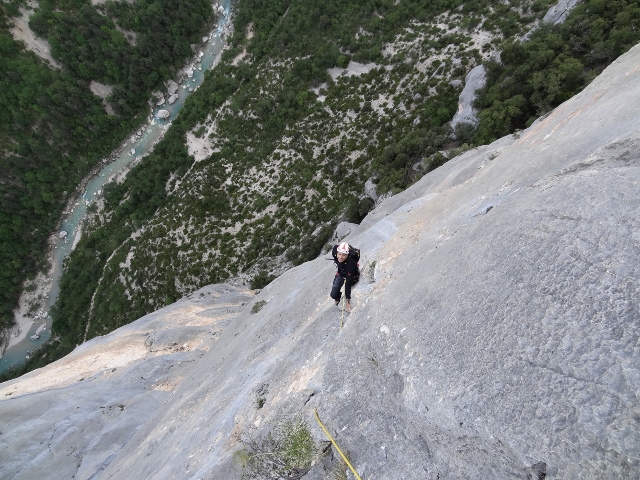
[156,110,170,120]
[129,148,135,155]
[166,79,179,95]
[58,231,67,239]
[168,94,179,105]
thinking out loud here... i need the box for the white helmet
[337,242,349,254]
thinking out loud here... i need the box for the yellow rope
[340,286,345,329]
[314,409,362,480]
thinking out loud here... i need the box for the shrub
[251,271,276,289]
[251,300,267,313]
[237,416,315,479]
[345,197,374,224]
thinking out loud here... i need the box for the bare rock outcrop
[166,79,179,95]
[450,64,486,130]
[543,0,581,25]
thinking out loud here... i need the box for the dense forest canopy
[3,0,640,383]
[0,0,212,339]
[474,0,640,143]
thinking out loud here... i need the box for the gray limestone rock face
[543,0,580,25]
[331,221,358,243]
[156,109,170,120]
[450,65,486,130]
[365,178,378,201]
[2,41,640,480]
[0,285,254,480]
[167,93,179,105]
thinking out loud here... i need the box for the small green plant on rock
[251,300,267,313]
[236,416,315,479]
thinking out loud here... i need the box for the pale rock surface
[365,178,378,201]
[450,65,486,130]
[10,4,61,69]
[168,93,179,105]
[2,43,640,480]
[0,285,254,479]
[327,60,380,81]
[331,221,358,244]
[167,79,179,95]
[156,110,170,120]
[543,0,580,25]
[89,81,116,115]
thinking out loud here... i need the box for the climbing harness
[314,409,362,480]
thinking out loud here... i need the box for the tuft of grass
[251,300,267,314]
[238,415,315,479]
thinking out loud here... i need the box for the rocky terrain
[1,38,639,479]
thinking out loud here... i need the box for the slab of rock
[156,110,170,120]
[166,79,179,95]
[155,96,165,106]
[450,65,486,130]
[129,148,136,155]
[365,178,378,201]
[167,94,179,105]
[330,221,358,244]
[58,231,67,239]
[543,0,580,25]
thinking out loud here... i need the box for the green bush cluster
[30,0,213,114]
[237,416,315,480]
[474,0,640,144]
[0,0,213,348]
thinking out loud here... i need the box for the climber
[330,242,360,313]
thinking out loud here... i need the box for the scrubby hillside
[49,0,561,352]
[1,41,638,479]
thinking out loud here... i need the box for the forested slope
[0,0,213,341]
